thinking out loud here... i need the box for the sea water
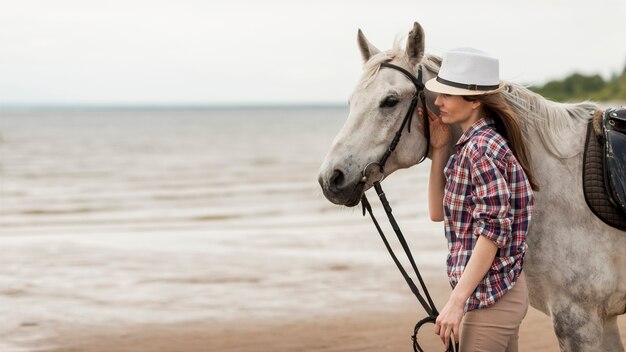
[0,107,447,350]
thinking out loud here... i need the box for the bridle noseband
[359,62,458,352]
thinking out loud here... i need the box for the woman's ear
[471,100,482,110]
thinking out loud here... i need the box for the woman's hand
[435,237,498,349]
[434,295,464,349]
[418,106,452,150]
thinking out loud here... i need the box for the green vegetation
[529,63,626,102]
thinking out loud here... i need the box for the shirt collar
[455,117,496,149]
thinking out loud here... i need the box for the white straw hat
[425,48,505,96]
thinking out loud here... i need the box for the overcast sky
[1,0,625,106]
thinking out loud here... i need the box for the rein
[359,62,458,352]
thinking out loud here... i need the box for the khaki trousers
[460,272,529,352]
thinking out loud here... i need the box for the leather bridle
[361,62,430,180]
[359,62,458,352]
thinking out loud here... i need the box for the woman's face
[434,94,481,131]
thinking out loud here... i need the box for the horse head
[318,22,441,207]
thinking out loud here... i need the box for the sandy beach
[1,108,624,351]
[42,309,626,352]
[26,283,626,351]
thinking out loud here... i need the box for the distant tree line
[529,63,626,102]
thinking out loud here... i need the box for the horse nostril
[329,169,345,192]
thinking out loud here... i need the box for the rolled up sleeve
[469,155,512,248]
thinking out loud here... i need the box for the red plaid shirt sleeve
[470,155,513,248]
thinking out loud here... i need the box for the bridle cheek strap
[378,62,431,170]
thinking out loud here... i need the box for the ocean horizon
[0,103,350,113]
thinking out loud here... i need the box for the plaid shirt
[443,117,534,312]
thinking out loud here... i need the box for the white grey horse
[318,22,626,351]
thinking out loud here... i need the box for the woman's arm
[418,106,453,222]
[448,236,498,305]
[435,236,498,348]
[428,148,451,222]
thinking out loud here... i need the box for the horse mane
[361,40,405,87]
[500,84,599,158]
[362,40,442,88]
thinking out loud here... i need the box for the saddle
[582,107,626,231]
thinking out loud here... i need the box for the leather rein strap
[360,62,458,352]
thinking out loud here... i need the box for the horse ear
[405,22,425,67]
[357,29,380,64]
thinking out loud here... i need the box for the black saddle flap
[603,108,626,213]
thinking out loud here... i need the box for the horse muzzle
[318,169,366,207]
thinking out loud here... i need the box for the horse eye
[380,95,399,108]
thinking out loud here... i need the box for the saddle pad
[582,119,626,231]
[603,109,626,212]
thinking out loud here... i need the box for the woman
[421,48,538,351]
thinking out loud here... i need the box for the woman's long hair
[463,93,540,191]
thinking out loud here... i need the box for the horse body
[523,116,626,351]
[318,22,626,351]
